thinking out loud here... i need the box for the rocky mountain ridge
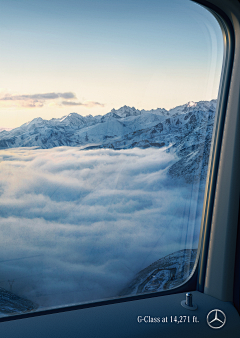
[0,99,217,183]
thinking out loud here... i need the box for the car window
[0,0,223,316]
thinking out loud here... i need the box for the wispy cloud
[61,101,104,107]
[0,92,104,109]
[0,92,76,101]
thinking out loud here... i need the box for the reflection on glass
[0,0,223,315]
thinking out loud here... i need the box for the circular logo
[206,309,226,329]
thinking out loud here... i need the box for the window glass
[0,0,223,315]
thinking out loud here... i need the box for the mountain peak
[25,117,44,127]
[61,112,85,122]
[112,105,141,118]
[187,101,197,107]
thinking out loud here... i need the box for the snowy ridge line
[0,99,217,183]
[0,100,216,150]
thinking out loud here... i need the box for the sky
[0,0,223,128]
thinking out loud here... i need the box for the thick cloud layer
[0,147,204,310]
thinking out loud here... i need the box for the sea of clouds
[0,147,205,310]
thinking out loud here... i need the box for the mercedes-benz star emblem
[207,309,226,329]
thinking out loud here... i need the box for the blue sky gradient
[0,0,223,127]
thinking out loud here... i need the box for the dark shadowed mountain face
[0,100,217,183]
[0,287,37,315]
[119,249,197,296]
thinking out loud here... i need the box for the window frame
[193,0,235,293]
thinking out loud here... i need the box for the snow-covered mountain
[0,100,217,182]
